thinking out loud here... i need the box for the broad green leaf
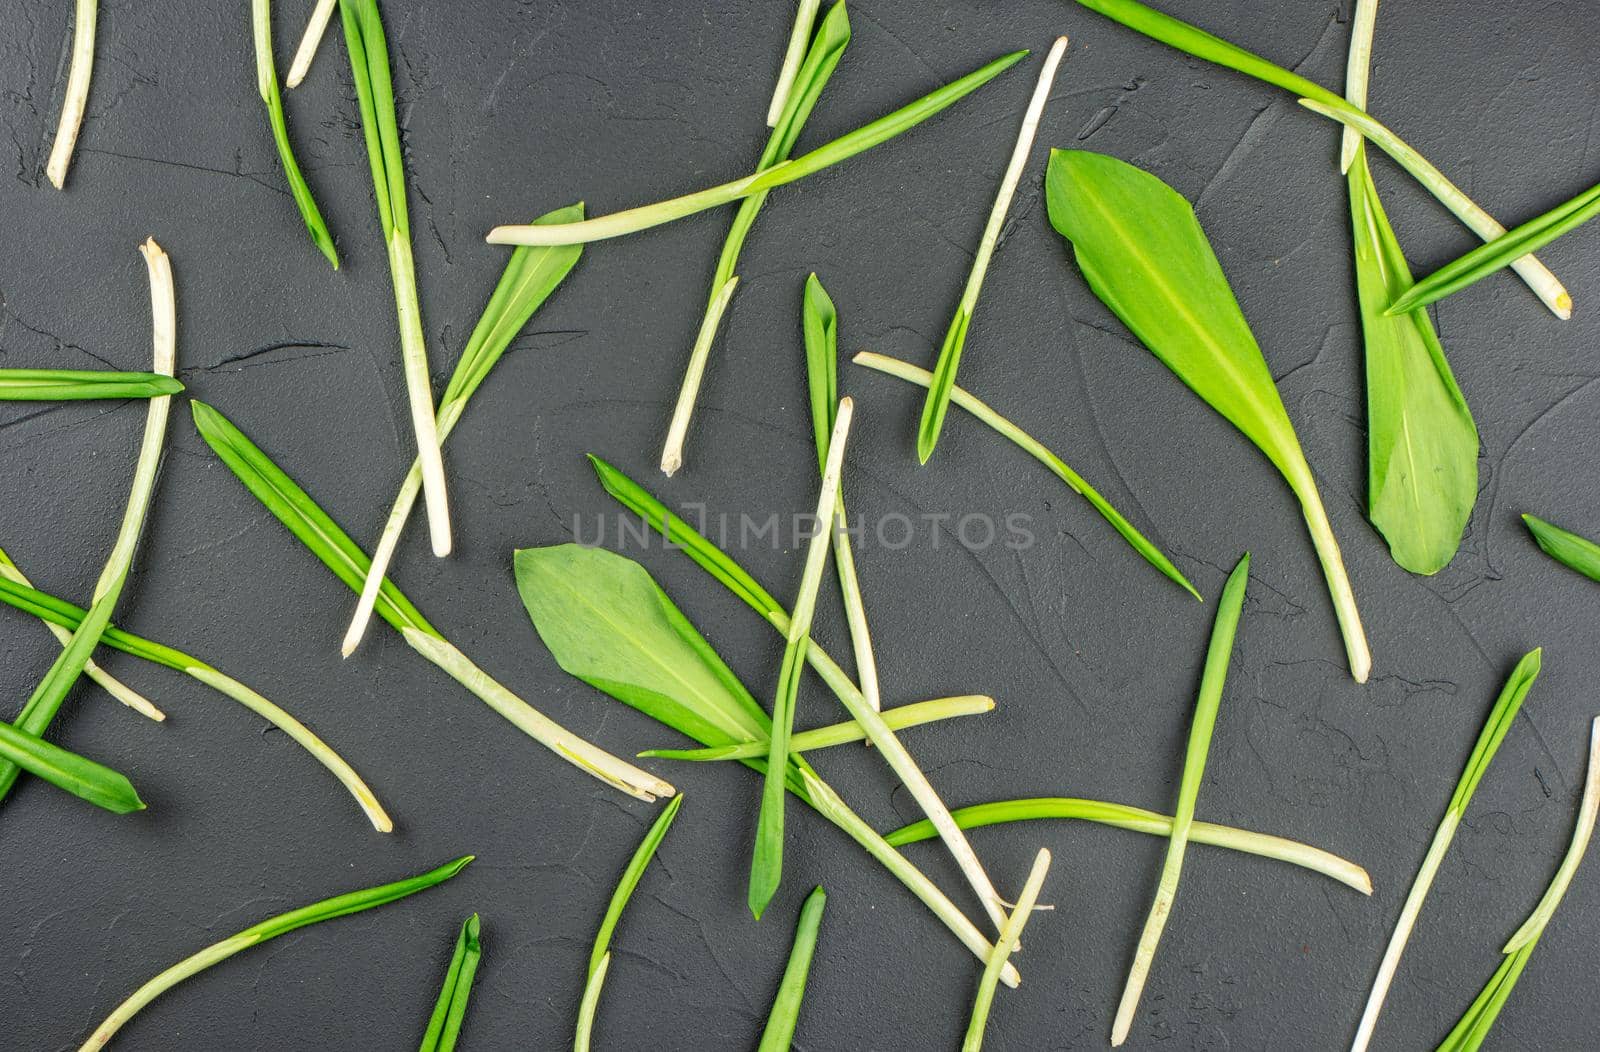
[1524,514,1600,583]
[418,914,481,1052]
[1349,154,1478,574]
[514,545,771,751]
[1045,149,1369,681]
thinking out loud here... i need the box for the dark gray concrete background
[3,1,1598,1048]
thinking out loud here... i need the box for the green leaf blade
[253,0,338,267]
[0,720,143,813]
[1524,514,1600,583]
[757,885,828,1052]
[0,369,184,401]
[1349,156,1478,574]
[418,914,482,1052]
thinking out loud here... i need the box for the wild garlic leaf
[1524,514,1600,583]
[251,0,338,267]
[418,914,482,1052]
[1349,154,1478,574]
[1045,148,1369,681]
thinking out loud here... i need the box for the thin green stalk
[641,695,994,761]
[798,768,1018,987]
[343,205,584,655]
[78,856,472,1050]
[286,0,338,88]
[752,399,854,920]
[885,797,1371,893]
[0,565,392,831]
[757,885,827,1052]
[1523,513,1600,583]
[1387,178,1600,317]
[418,914,482,1052]
[1338,0,1380,173]
[661,2,850,476]
[1111,553,1249,1047]
[802,275,881,714]
[340,0,452,553]
[252,0,339,267]
[486,48,1029,246]
[0,549,162,721]
[45,0,97,188]
[0,240,175,808]
[0,369,183,401]
[0,720,143,813]
[574,953,609,1052]
[1350,649,1542,1052]
[854,351,1198,598]
[577,794,684,1049]
[1073,0,1569,318]
[962,849,1050,1052]
[764,0,823,126]
[918,36,1069,463]
[1436,717,1600,1052]
[190,399,672,803]
[592,453,1014,938]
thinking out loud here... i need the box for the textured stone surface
[3,0,1599,1048]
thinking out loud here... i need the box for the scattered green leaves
[251,0,338,267]
[342,203,584,655]
[853,350,1198,598]
[660,4,849,475]
[1111,553,1249,1047]
[487,48,1029,246]
[1350,649,1542,1052]
[918,37,1068,462]
[1524,513,1600,583]
[1046,150,1370,680]
[78,856,472,1049]
[1072,0,1570,317]
[0,241,176,809]
[1390,179,1600,316]
[757,885,827,1052]
[418,914,481,1052]
[191,399,673,802]
[577,794,684,1050]
[338,0,452,553]
[0,369,182,401]
[1437,717,1600,1051]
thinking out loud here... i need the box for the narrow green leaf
[0,721,143,813]
[0,241,175,808]
[753,400,854,920]
[338,0,451,553]
[1524,513,1600,583]
[853,351,1198,598]
[883,796,1371,893]
[252,0,339,267]
[574,795,684,1049]
[1350,649,1541,1052]
[918,37,1068,462]
[343,204,584,655]
[763,0,824,125]
[1349,155,1478,573]
[641,696,994,761]
[1388,179,1600,316]
[486,48,1029,246]
[962,850,1049,1052]
[1111,554,1249,1046]
[757,886,828,1052]
[1072,0,1569,317]
[1047,150,1368,680]
[79,856,472,1049]
[418,914,482,1052]
[192,400,673,802]
[0,369,183,401]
